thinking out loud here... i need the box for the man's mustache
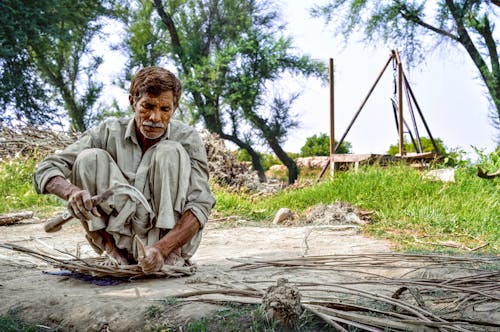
[143,121,165,128]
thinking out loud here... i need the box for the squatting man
[34,67,215,273]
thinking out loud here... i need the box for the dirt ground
[0,217,498,331]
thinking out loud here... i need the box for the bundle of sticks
[0,242,195,279]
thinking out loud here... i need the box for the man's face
[132,91,175,140]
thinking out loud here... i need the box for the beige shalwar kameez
[34,118,215,260]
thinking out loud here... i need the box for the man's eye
[142,104,153,110]
[161,108,171,113]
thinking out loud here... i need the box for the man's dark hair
[129,67,182,109]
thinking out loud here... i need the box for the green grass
[0,155,64,216]
[214,164,499,253]
[0,307,49,332]
[145,303,332,332]
[0,316,44,332]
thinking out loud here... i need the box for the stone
[423,168,455,182]
[272,208,294,224]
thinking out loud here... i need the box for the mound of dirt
[303,201,374,225]
[198,129,261,188]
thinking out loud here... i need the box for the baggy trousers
[70,141,202,260]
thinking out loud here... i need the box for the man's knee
[153,141,189,167]
[74,148,113,170]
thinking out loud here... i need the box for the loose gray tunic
[34,118,215,259]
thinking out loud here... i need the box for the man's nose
[149,109,161,122]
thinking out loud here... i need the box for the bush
[387,136,446,155]
[300,133,351,157]
[235,149,285,171]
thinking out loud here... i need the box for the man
[34,67,215,273]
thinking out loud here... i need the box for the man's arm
[181,129,216,226]
[138,210,200,272]
[45,176,100,220]
[34,130,101,220]
[34,134,95,194]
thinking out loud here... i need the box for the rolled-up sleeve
[183,132,216,227]
[33,134,95,194]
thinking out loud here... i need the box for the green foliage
[300,133,352,156]
[0,316,42,332]
[0,0,115,131]
[387,136,446,155]
[146,303,331,332]
[310,0,500,133]
[236,149,283,171]
[214,163,499,253]
[121,0,169,71]
[0,156,63,214]
[0,307,44,332]
[473,146,500,172]
[126,0,327,183]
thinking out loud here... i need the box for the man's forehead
[141,91,174,103]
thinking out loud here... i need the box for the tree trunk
[267,138,298,184]
[444,0,500,129]
[217,132,267,182]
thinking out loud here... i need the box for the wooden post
[329,58,335,178]
[318,53,393,180]
[394,50,405,156]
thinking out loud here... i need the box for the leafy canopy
[387,136,446,155]
[300,133,352,157]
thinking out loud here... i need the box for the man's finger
[91,207,101,218]
[82,191,93,211]
[74,195,86,213]
[80,209,94,220]
[68,205,78,219]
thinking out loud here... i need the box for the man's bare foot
[164,248,185,267]
[101,248,129,266]
[97,230,129,266]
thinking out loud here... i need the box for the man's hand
[68,190,101,221]
[138,246,164,273]
[45,176,100,221]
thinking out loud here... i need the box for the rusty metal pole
[394,49,405,156]
[329,58,335,178]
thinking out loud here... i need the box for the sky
[277,1,498,157]
[99,1,499,159]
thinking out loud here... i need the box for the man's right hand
[45,176,101,221]
[68,190,101,221]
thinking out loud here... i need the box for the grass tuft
[0,155,64,215]
[213,164,499,253]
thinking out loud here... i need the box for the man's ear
[129,95,134,108]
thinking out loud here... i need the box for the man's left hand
[138,246,164,273]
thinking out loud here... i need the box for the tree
[0,0,114,131]
[387,137,447,155]
[300,133,352,157]
[311,0,500,138]
[122,0,326,183]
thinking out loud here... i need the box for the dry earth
[0,217,498,331]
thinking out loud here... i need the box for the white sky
[98,1,499,158]
[278,1,498,156]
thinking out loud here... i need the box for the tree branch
[470,14,499,79]
[151,0,189,75]
[399,8,459,41]
[444,0,499,115]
